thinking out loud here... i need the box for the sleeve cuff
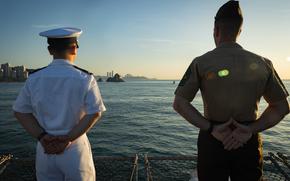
[12,106,33,113]
[86,105,106,114]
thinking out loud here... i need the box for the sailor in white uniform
[13,27,106,181]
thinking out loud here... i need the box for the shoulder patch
[73,65,93,75]
[178,66,192,86]
[29,66,47,75]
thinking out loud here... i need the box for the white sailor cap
[39,27,82,49]
[39,27,82,38]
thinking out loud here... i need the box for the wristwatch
[208,122,214,133]
[37,131,47,141]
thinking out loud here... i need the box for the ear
[214,25,220,38]
[237,28,242,36]
[69,47,77,55]
[47,46,53,55]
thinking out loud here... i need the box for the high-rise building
[12,70,17,80]
[0,63,28,81]
[0,69,3,79]
[24,71,28,79]
[1,63,11,79]
[13,66,27,81]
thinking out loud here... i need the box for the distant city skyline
[0,62,156,80]
[0,62,28,82]
[0,0,290,79]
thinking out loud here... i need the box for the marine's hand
[211,119,233,142]
[232,121,253,143]
[222,135,244,151]
[223,120,252,150]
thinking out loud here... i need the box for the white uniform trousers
[35,134,95,181]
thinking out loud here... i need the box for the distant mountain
[95,74,157,81]
[123,74,157,81]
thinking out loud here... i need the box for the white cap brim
[39,27,82,38]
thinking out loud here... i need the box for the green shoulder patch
[178,66,192,86]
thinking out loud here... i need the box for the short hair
[48,45,69,53]
[47,38,78,52]
[215,18,243,38]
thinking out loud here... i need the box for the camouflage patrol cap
[215,1,243,22]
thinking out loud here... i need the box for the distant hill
[123,74,157,81]
[95,74,157,81]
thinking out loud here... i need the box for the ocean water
[0,80,289,158]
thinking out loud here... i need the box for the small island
[97,78,103,82]
[106,73,125,82]
[95,71,157,83]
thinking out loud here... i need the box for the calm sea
[0,80,289,158]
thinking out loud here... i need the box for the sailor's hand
[52,135,72,154]
[211,119,233,143]
[223,120,252,150]
[40,134,59,154]
[40,135,71,154]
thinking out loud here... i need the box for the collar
[49,59,75,66]
[217,42,243,49]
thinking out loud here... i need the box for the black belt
[209,120,255,130]
[209,120,255,125]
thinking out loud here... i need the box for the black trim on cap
[47,37,78,50]
[47,37,77,45]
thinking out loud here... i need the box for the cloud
[32,24,60,29]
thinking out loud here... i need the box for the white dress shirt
[13,59,106,135]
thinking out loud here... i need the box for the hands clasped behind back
[211,118,253,151]
[40,134,72,154]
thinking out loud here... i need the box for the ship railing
[144,152,290,181]
[1,152,289,181]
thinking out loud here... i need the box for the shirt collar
[217,42,243,49]
[49,59,75,66]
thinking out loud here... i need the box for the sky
[0,0,290,80]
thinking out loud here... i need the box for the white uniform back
[13,59,106,135]
[13,59,106,181]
